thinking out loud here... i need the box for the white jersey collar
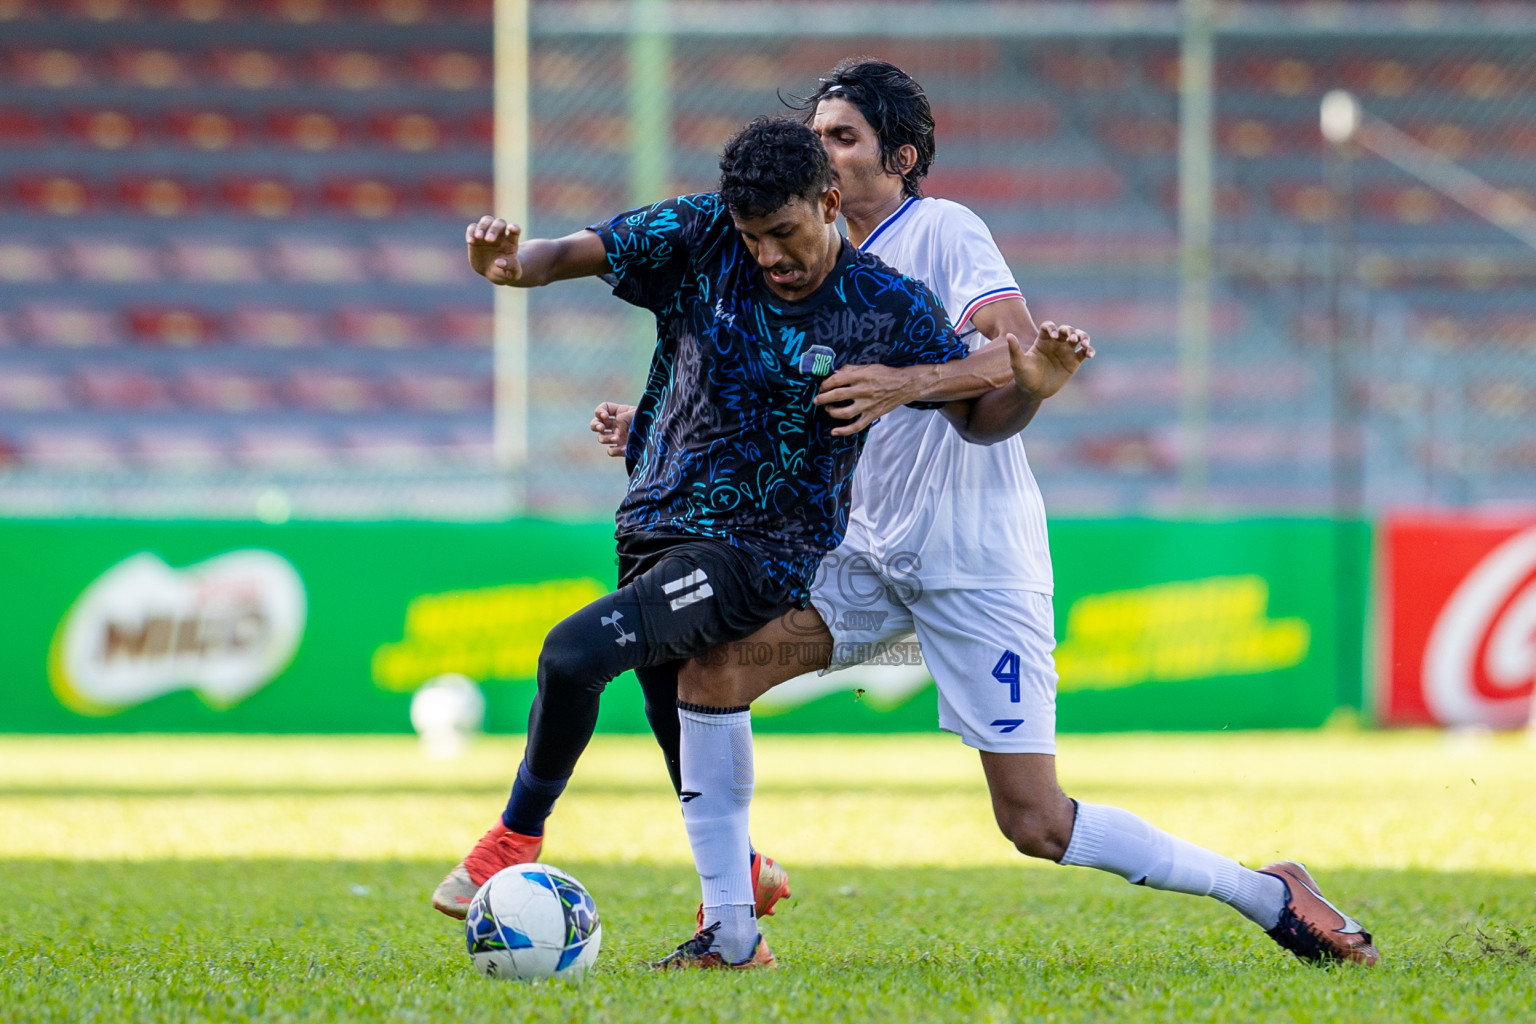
[859,196,919,250]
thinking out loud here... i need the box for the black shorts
[615,531,800,667]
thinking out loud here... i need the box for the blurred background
[1,0,1533,737]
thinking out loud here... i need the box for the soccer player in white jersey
[601,59,1378,970]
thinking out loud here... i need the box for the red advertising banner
[1381,515,1536,727]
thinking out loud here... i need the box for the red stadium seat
[412,49,487,91]
[63,239,164,283]
[67,0,141,20]
[209,48,293,89]
[311,49,394,91]
[166,109,247,150]
[467,110,493,148]
[267,109,350,150]
[0,109,48,147]
[1095,116,1177,156]
[126,306,221,347]
[220,176,304,218]
[269,240,368,283]
[18,304,119,347]
[176,369,279,411]
[227,307,325,347]
[65,108,144,149]
[9,49,94,88]
[109,47,193,88]
[321,177,401,218]
[422,178,492,219]
[362,0,440,26]
[924,166,1122,206]
[0,370,70,411]
[932,103,1058,143]
[532,114,628,154]
[119,176,202,217]
[253,0,336,24]
[1271,181,1335,224]
[369,111,445,152]
[75,366,174,410]
[1042,50,1135,92]
[433,308,493,349]
[333,307,426,349]
[158,0,240,22]
[1077,431,1178,475]
[1362,185,1448,224]
[1227,56,1317,97]
[284,369,384,412]
[1336,57,1423,99]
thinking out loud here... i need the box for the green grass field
[3,729,1535,1022]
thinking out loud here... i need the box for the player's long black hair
[718,116,833,219]
[789,57,937,199]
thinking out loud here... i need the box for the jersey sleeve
[929,201,1024,338]
[589,193,720,315]
[883,274,972,370]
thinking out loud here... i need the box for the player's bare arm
[590,402,636,457]
[942,322,1093,445]
[466,215,609,287]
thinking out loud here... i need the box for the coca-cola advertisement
[1380,515,1536,728]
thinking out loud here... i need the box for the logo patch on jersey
[601,609,637,646]
[799,345,836,377]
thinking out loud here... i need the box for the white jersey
[850,196,1053,593]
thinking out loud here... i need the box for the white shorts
[808,549,1058,755]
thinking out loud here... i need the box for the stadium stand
[0,0,1530,513]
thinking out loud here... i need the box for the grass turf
[2,731,1535,1022]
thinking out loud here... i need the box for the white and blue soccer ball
[465,863,601,981]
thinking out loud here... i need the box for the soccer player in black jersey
[431,118,1050,930]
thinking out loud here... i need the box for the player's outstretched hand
[467,215,523,285]
[590,401,636,457]
[813,364,914,437]
[1008,321,1094,400]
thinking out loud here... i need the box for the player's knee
[537,618,615,695]
[676,655,743,707]
[996,800,1073,862]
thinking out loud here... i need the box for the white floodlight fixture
[1320,89,1361,145]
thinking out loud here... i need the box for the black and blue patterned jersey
[590,192,969,599]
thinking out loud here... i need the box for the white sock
[678,702,757,963]
[1059,801,1287,930]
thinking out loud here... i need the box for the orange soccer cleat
[1260,861,1380,966]
[430,819,543,920]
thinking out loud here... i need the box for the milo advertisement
[0,519,1365,733]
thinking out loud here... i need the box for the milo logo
[49,550,307,715]
[1422,524,1536,728]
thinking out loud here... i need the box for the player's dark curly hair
[790,57,936,198]
[718,115,833,219]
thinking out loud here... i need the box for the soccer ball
[465,863,601,981]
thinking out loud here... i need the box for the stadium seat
[333,307,425,349]
[14,174,98,216]
[269,239,367,282]
[932,103,1058,142]
[422,178,492,219]
[412,49,487,91]
[284,369,384,412]
[130,428,227,471]
[162,0,238,23]
[1362,185,1448,224]
[10,49,93,88]
[369,111,445,152]
[18,304,119,347]
[74,366,173,410]
[320,178,401,219]
[20,428,122,470]
[227,307,324,347]
[267,110,349,151]
[63,240,164,283]
[126,306,221,347]
[119,176,202,217]
[311,49,392,91]
[209,48,292,89]
[341,425,439,467]
[235,427,337,470]
[433,308,493,349]
[220,176,304,217]
[390,372,490,412]
[1077,431,1178,475]
[165,241,266,284]
[924,166,1122,206]
[177,368,279,411]
[0,243,60,283]
[0,369,71,411]
[0,108,49,147]
[109,47,193,88]
[166,108,245,150]
[372,241,461,286]
[363,0,438,27]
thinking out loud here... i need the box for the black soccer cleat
[1260,861,1379,967]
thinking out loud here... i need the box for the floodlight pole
[493,0,531,502]
[629,0,672,206]
[1178,0,1215,509]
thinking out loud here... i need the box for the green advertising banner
[0,519,1366,734]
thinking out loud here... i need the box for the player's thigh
[910,589,1057,755]
[623,539,794,669]
[680,608,832,706]
[808,535,917,672]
